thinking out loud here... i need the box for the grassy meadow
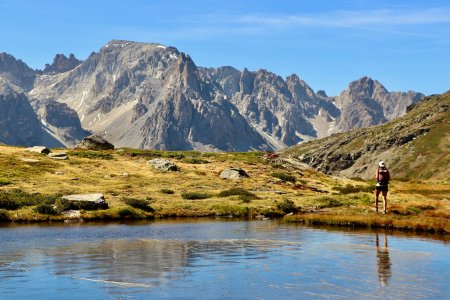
[0,145,449,233]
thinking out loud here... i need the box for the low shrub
[316,196,344,208]
[276,199,297,213]
[181,192,211,200]
[118,207,141,219]
[35,203,59,215]
[0,178,11,186]
[160,189,175,194]
[122,198,154,212]
[0,209,10,221]
[218,188,257,198]
[332,184,373,194]
[68,151,113,160]
[183,157,209,164]
[0,190,60,210]
[271,172,296,183]
[211,204,251,217]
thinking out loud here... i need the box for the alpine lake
[1,219,449,299]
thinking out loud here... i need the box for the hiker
[375,161,390,213]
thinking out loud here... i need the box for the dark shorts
[376,185,388,192]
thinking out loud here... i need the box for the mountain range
[0,40,424,150]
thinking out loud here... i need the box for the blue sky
[1,0,449,96]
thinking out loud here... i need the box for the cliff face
[0,52,35,91]
[0,82,42,146]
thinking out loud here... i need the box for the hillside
[0,145,449,232]
[283,91,450,181]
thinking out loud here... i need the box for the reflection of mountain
[51,239,190,288]
[49,238,282,293]
[375,233,392,287]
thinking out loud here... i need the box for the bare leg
[375,190,381,212]
[382,191,388,214]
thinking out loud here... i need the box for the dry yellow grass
[0,145,449,234]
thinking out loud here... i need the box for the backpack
[377,167,390,185]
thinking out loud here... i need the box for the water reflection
[48,238,295,294]
[375,233,392,287]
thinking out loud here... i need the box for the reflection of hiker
[375,233,391,287]
[375,161,390,213]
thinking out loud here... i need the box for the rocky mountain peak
[346,76,388,100]
[0,52,35,90]
[43,53,82,74]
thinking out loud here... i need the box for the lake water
[0,219,449,299]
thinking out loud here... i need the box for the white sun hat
[378,161,386,167]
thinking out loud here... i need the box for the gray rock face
[76,134,114,150]
[148,158,179,171]
[220,168,249,179]
[332,77,424,133]
[32,99,91,147]
[43,54,82,74]
[26,146,51,154]
[0,52,35,90]
[0,90,43,146]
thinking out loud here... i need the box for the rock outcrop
[148,158,179,171]
[26,146,51,154]
[220,168,249,179]
[43,54,82,74]
[76,135,114,150]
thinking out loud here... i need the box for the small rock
[25,146,50,154]
[220,168,249,179]
[54,171,64,175]
[48,152,67,158]
[148,158,179,171]
[50,156,68,160]
[122,173,129,177]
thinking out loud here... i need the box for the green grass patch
[0,178,12,186]
[68,151,114,160]
[181,192,211,200]
[0,190,60,210]
[211,204,251,217]
[218,188,257,198]
[160,189,175,194]
[332,184,374,194]
[122,197,155,212]
[183,157,209,164]
[35,203,59,215]
[271,172,296,183]
[0,209,10,221]
[276,199,297,213]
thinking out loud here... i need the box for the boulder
[48,152,68,160]
[220,168,249,179]
[148,158,179,171]
[76,135,114,150]
[61,193,108,210]
[26,146,50,154]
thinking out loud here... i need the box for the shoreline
[1,211,449,235]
